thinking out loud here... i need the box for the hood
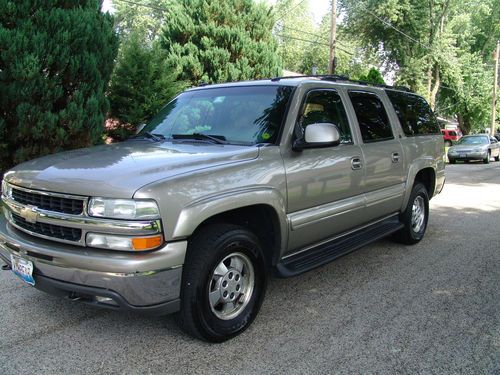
[4,141,259,198]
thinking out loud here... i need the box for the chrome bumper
[0,214,186,309]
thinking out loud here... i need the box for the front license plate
[459,153,466,158]
[10,255,35,286]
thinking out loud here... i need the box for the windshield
[457,136,488,145]
[141,85,294,145]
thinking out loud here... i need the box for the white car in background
[447,135,500,164]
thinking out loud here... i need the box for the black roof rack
[270,74,411,92]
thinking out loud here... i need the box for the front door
[282,89,364,254]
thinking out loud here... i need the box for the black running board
[275,215,403,278]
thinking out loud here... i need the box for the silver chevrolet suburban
[0,76,445,342]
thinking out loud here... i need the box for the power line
[277,33,355,56]
[361,6,431,50]
[281,25,355,52]
[275,0,308,22]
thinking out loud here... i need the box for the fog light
[86,233,163,251]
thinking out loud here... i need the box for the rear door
[347,90,405,222]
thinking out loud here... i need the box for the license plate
[10,255,35,286]
[459,153,466,158]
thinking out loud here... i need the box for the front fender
[172,187,288,251]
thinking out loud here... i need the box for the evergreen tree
[358,67,386,84]
[160,0,282,84]
[0,0,118,172]
[108,33,187,138]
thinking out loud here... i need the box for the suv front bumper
[0,213,186,315]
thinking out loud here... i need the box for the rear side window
[348,91,393,143]
[386,90,440,136]
[449,131,457,136]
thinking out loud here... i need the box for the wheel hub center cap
[219,269,244,302]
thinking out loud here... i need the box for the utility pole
[491,40,499,136]
[328,0,337,74]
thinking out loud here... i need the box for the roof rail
[270,74,411,92]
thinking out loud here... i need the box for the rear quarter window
[386,90,440,136]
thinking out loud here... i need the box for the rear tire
[395,183,429,245]
[444,140,452,147]
[176,224,267,342]
[494,154,499,162]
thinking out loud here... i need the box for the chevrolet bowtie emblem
[20,206,38,224]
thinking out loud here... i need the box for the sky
[102,0,331,24]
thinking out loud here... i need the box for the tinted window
[449,131,457,136]
[386,90,440,136]
[348,91,393,143]
[142,85,294,145]
[298,90,352,144]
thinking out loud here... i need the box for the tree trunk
[457,113,470,135]
[430,66,440,110]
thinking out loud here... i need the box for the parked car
[441,128,462,146]
[447,135,500,164]
[0,76,445,342]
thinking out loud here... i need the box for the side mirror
[136,123,146,134]
[293,123,341,151]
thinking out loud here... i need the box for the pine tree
[108,33,187,138]
[160,0,282,84]
[0,0,118,172]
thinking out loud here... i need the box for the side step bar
[275,215,403,278]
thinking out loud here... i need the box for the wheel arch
[402,160,437,211]
[172,189,288,266]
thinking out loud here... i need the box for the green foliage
[274,0,315,72]
[358,67,386,84]
[114,0,172,42]
[0,0,118,172]
[108,33,187,139]
[160,0,282,84]
[341,0,499,133]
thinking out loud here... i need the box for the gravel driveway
[1,162,499,374]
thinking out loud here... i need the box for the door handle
[391,152,400,163]
[351,157,362,170]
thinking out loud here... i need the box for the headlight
[1,180,12,198]
[88,198,160,220]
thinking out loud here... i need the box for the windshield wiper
[172,133,228,144]
[130,132,166,142]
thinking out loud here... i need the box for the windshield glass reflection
[141,85,294,145]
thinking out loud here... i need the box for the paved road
[1,162,499,375]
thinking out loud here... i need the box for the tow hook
[1,264,11,271]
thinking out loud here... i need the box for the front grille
[11,213,82,242]
[11,188,84,215]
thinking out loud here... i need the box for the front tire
[395,183,429,245]
[483,151,490,164]
[177,224,267,342]
[448,158,456,164]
